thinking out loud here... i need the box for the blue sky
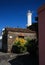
[0,0,45,30]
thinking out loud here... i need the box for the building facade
[38,4,45,65]
[2,27,37,52]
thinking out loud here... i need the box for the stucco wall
[38,4,45,65]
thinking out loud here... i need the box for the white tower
[27,10,32,27]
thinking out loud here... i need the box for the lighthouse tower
[27,10,32,27]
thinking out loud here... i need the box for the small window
[18,36,24,38]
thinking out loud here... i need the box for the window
[18,36,24,38]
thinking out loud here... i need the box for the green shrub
[12,37,38,54]
[12,37,27,53]
[26,39,38,55]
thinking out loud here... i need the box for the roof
[5,27,35,33]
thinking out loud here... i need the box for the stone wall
[7,31,37,52]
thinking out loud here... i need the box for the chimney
[27,10,32,27]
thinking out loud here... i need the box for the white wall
[27,10,32,26]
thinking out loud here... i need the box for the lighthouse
[27,10,32,27]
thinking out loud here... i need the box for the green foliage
[12,37,27,53]
[14,41,20,47]
[12,37,38,54]
[12,44,27,53]
[26,39,38,55]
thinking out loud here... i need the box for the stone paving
[0,52,29,65]
[0,52,38,65]
[0,60,11,65]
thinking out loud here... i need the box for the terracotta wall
[38,4,45,65]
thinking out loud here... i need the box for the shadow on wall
[9,53,39,65]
